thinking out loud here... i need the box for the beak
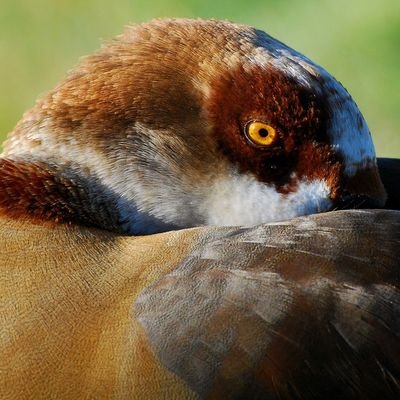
[335,193,385,210]
[335,164,387,210]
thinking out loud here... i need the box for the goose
[1,18,399,400]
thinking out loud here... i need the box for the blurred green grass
[1,0,399,156]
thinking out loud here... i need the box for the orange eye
[245,121,278,147]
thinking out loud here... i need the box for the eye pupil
[258,128,269,138]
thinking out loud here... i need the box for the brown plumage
[0,18,399,399]
[1,204,400,399]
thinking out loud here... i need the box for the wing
[136,209,400,399]
[2,209,400,399]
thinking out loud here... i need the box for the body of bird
[0,18,399,399]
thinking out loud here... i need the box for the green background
[1,0,399,156]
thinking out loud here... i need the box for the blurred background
[0,0,399,156]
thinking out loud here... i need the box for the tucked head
[0,18,386,234]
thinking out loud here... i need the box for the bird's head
[1,19,387,234]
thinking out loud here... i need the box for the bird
[0,18,399,400]
[0,18,388,232]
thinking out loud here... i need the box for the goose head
[0,18,387,234]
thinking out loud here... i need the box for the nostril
[335,192,384,210]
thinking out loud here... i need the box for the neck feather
[0,158,125,232]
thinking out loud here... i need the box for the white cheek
[202,172,332,227]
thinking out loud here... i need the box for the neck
[0,158,126,233]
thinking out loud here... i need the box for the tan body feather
[2,206,400,399]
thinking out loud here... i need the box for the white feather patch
[202,171,332,227]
